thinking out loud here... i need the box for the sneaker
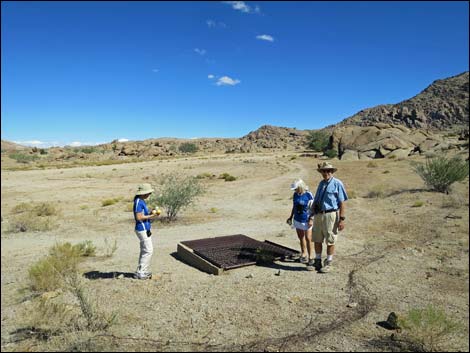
[134,272,152,280]
[299,256,308,264]
[306,258,316,271]
[313,259,322,271]
[319,259,332,273]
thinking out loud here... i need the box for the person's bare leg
[296,229,307,257]
[306,228,313,259]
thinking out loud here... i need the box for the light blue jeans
[135,230,153,275]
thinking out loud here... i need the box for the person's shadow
[83,271,135,280]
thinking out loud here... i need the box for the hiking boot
[313,259,323,271]
[299,256,308,264]
[306,258,316,271]
[319,259,332,273]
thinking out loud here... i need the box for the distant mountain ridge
[337,71,469,130]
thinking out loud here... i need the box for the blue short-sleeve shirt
[293,191,314,222]
[134,198,152,231]
[313,177,348,211]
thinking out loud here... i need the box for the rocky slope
[337,71,469,130]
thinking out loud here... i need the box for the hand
[308,218,313,226]
[286,218,292,226]
[338,220,345,231]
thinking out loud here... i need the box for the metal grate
[181,234,299,270]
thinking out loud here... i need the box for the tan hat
[135,183,154,196]
[317,162,337,173]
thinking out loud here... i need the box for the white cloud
[256,34,274,42]
[215,76,241,86]
[194,48,207,56]
[223,1,258,13]
[118,138,129,142]
[207,19,227,28]
[208,74,215,79]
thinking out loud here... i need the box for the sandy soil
[1,152,469,351]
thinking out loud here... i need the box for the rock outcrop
[337,71,469,130]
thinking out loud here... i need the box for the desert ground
[1,152,469,352]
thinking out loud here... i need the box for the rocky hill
[337,71,469,130]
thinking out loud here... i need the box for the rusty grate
[181,234,299,270]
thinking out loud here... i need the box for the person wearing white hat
[133,183,160,280]
[286,179,315,270]
[311,162,348,273]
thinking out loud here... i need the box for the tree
[306,131,330,151]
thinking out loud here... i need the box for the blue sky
[1,1,469,147]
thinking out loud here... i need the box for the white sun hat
[290,178,307,191]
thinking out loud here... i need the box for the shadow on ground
[83,271,135,280]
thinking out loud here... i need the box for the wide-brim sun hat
[135,183,154,196]
[317,162,337,173]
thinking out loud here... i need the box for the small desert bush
[412,156,469,193]
[209,207,218,213]
[196,172,216,179]
[367,185,386,198]
[398,305,461,352]
[367,161,379,168]
[9,152,39,163]
[34,202,59,216]
[103,237,118,257]
[8,215,54,233]
[75,240,96,257]
[149,172,205,221]
[29,242,95,292]
[219,173,237,181]
[412,200,424,207]
[101,197,122,207]
[179,142,198,154]
[11,201,59,217]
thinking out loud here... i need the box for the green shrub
[179,142,198,154]
[306,131,330,151]
[324,149,338,159]
[367,185,386,198]
[11,202,33,214]
[149,172,205,221]
[9,153,39,163]
[398,305,461,352]
[219,173,237,182]
[75,240,97,257]
[8,215,54,233]
[412,156,469,193]
[101,197,122,207]
[29,242,83,292]
[34,202,59,216]
[412,201,424,207]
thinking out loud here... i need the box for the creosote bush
[29,241,96,292]
[412,156,469,193]
[149,172,205,221]
[398,305,462,352]
[306,130,330,151]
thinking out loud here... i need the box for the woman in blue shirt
[286,179,315,270]
[133,183,160,280]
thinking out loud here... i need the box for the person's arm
[338,201,346,231]
[287,195,294,224]
[135,212,157,221]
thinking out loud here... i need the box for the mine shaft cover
[181,234,299,270]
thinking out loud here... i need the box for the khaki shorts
[313,212,339,245]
